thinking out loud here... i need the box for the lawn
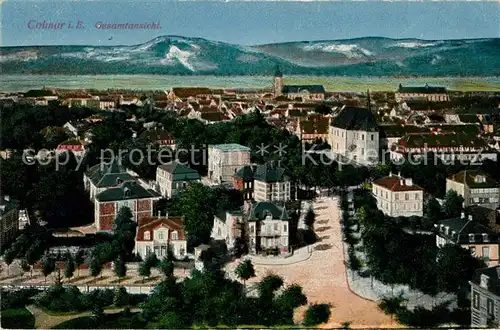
[52,312,146,329]
[1,307,36,329]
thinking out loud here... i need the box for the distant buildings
[273,66,326,101]
[469,266,500,328]
[328,107,380,165]
[208,144,251,184]
[435,213,500,266]
[396,84,449,102]
[155,161,201,198]
[0,195,20,251]
[134,214,187,260]
[372,173,424,217]
[446,170,500,210]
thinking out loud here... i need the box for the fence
[1,283,155,295]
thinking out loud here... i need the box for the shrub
[0,288,41,311]
[1,307,36,329]
[303,303,331,326]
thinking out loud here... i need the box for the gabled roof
[372,175,423,192]
[397,84,447,94]
[282,85,326,94]
[136,216,185,241]
[331,107,379,132]
[234,164,258,181]
[379,125,428,138]
[157,162,200,181]
[253,163,289,183]
[248,202,289,221]
[95,180,160,202]
[85,160,135,188]
[398,133,487,149]
[436,216,497,244]
[447,170,500,189]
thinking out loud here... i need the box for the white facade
[208,144,251,184]
[210,211,243,250]
[329,127,379,165]
[248,216,289,254]
[372,176,424,217]
[254,180,291,202]
[134,226,187,260]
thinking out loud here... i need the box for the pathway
[26,305,141,329]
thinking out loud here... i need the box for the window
[274,223,278,231]
[283,224,287,232]
[361,134,364,141]
[144,231,151,240]
[370,134,374,141]
[483,246,490,261]
[405,193,409,200]
[395,194,399,200]
[473,292,480,309]
[415,193,419,200]
[470,247,476,256]
[157,231,164,240]
[361,148,364,155]
[488,298,495,317]
[172,231,179,240]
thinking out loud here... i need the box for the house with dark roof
[83,160,135,200]
[446,170,500,210]
[233,163,291,202]
[133,213,187,260]
[247,201,290,254]
[328,107,380,165]
[140,129,176,149]
[211,210,244,250]
[155,161,201,198]
[396,84,449,102]
[469,266,500,327]
[296,116,330,144]
[435,212,500,266]
[94,180,161,231]
[372,172,424,217]
[0,195,20,250]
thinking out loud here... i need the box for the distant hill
[1,36,499,76]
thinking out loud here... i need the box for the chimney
[389,171,392,177]
[4,195,9,202]
[398,171,401,178]
[166,212,168,219]
[468,215,473,221]
[400,179,404,186]
[461,212,465,219]
[158,211,161,219]
[405,178,413,186]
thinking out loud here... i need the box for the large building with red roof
[372,173,424,217]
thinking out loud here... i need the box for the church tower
[273,65,283,98]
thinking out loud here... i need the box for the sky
[1,1,499,47]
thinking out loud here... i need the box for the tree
[74,249,84,278]
[138,261,151,283]
[64,253,75,280]
[341,321,352,329]
[145,253,159,268]
[258,274,284,299]
[442,190,464,218]
[113,256,127,282]
[303,303,331,326]
[3,248,16,276]
[234,259,256,285]
[304,208,316,228]
[378,295,407,321]
[113,286,130,307]
[90,257,103,279]
[158,258,174,278]
[25,241,43,277]
[41,254,56,283]
[276,284,308,311]
[424,198,442,228]
[20,259,31,277]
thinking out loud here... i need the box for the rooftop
[248,202,289,222]
[85,160,135,188]
[331,107,379,132]
[397,84,448,94]
[372,174,423,192]
[447,170,500,189]
[210,143,251,152]
[157,161,200,181]
[282,85,326,94]
[95,180,160,202]
[436,215,497,244]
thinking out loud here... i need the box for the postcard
[0,1,499,329]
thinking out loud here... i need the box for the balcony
[259,230,282,237]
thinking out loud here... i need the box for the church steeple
[367,89,371,111]
[273,65,283,98]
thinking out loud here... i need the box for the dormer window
[483,233,489,242]
[144,231,151,240]
[469,233,475,242]
[172,231,178,240]
[474,175,486,183]
[116,178,122,185]
[480,274,490,289]
[124,188,131,197]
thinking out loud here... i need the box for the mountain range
[1,36,499,76]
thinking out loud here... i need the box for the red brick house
[134,215,187,260]
[94,180,161,231]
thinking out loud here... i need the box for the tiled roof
[447,170,500,189]
[379,125,428,138]
[85,160,135,188]
[136,216,185,241]
[248,202,289,221]
[157,162,200,181]
[253,163,288,183]
[282,85,326,94]
[300,117,329,134]
[95,180,160,202]
[234,164,258,181]
[201,112,225,122]
[427,124,482,135]
[331,107,379,132]
[372,175,423,192]
[398,133,487,149]
[436,216,497,244]
[397,84,447,94]
[171,87,212,98]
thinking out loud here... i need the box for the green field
[1,75,499,93]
